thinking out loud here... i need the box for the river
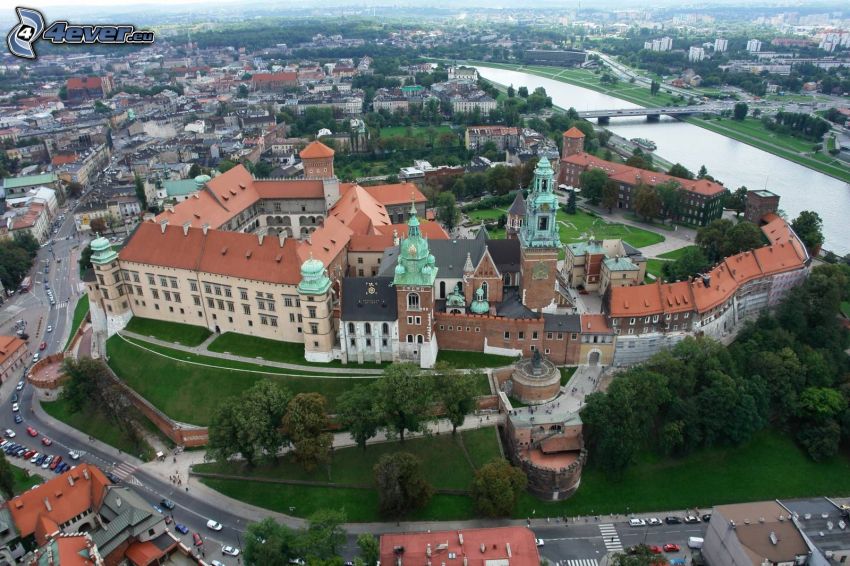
[475,66,850,255]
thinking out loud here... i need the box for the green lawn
[560,366,578,386]
[436,349,517,369]
[41,397,154,460]
[467,208,506,221]
[196,427,501,521]
[841,301,850,318]
[207,332,386,369]
[106,336,376,425]
[125,317,211,346]
[514,430,850,517]
[645,259,669,280]
[380,125,453,139]
[12,466,42,493]
[657,246,697,260]
[559,209,665,248]
[64,295,89,350]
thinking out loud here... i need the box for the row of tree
[581,263,850,478]
[0,233,39,291]
[763,111,832,142]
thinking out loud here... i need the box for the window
[136,286,143,296]
[204,283,212,294]
[652,315,659,322]
[545,348,550,355]
[350,338,356,346]
[271,317,278,327]
[348,323,355,334]
[570,333,577,340]
[147,274,155,285]
[193,295,201,306]
[357,257,363,264]
[240,289,248,301]
[163,291,171,302]
[243,304,251,315]
[547,332,553,340]
[644,316,650,323]
[207,297,214,308]
[190,280,198,292]
[308,306,317,318]
[629,318,636,325]
[407,316,413,325]
[407,293,420,309]
[366,338,372,347]
[538,216,548,231]
[406,335,413,343]
[358,269,364,277]
[224,287,232,298]
[415,316,421,325]
[284,297,293,307]
[382,338,388,347]
[417,335,424,343]
[151,289,159,300]
[260,316,268,325]
[382,323,389,335]
[365,323,372,334]
[171,278,178,289]
[217,299,224,310]
[290,313,296,323]
[227,301,234,312]
[518,331,524,340]
[532,331,538,340]
[504,331,510,340]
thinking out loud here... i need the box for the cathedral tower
[519,158,560,310]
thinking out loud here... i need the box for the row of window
[347,323,391,335]
[614,312,691,326]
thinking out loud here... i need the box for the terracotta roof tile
[251,71,297,84]
[363,182,427,206]
[299,140,335,159]
[563,126,586,139]
[254,179,324,199]
[67,76,101,90]
[581,313,612,333]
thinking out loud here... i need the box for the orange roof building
[380,527,540,566]
[0,334,27,383]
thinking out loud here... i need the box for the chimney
[143,212,155,222]
[159,219,168,234]
[163,202,174,212]
[506,542,512,558]
[82,469,89,480]
[44,498,52,512]
[258,232,265,246]
[202,223,210,236]
[182,222,190,236]
[278,232,286,247]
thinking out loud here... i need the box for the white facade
[340,320,398,363]
[714,38,728,52]
[746,39,762,52]
[689,47,706,62]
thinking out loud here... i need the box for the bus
[19,277,31,293]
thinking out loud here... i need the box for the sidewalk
[578,203,697,258]
[117,331,385,376]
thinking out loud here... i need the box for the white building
[689,46,706,62]
[714,38,728,52]
[746,39,762,53]
[643,37,673,52]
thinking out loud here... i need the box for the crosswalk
[111,462,137,481]
[599,523,623,552]
[564,560,599,566]
[53,301,68,310]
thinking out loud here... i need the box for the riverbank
[464,60,850,185]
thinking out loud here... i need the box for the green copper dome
[194,174,211,188]
[446,284,465,308]
[470,285,489,314]
[520,156,560,249]
[90,236,117,265]
[297,256,331,295]
[392,204,437,287]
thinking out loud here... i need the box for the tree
[0,453,16,499]
[281,393,333,471]
[656,181,681,223]
[208,380,291,467]
[661,247,710,281]
[435,192,460,232]
[727,221,765,255]
[471,459,527,517]
[188,163,202,178]
[373,452,433,518]
[237,84,249,97]
[357,533,380,565]
[565,189,577,215]
[373,363,434,443]
[633,184,661,222]
[579,168,608,206]
[244,518,299,566]
[612,545,669,566]
[67,181,84,197]
[733,102,749,121]
[89,217,107,234]
[517,86,529,98]
[791,211,824,252]
[134,174,147,210]
[601,179,619,213]
[336,386,382,451]
[61,357,108,413]
[667,163,693,180]
[697,165,709,179]
[301,509,346,560]
[507,85,515,98]
[218,159,237,173]
[433,364,480,435]
[726,186,748,217]
[650,80,660,96]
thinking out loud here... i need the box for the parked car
[665,516,682,524]
[31,353,39,363]
[174,524,189,535]
[15,447,26,457]
[684,516,700,524]
[222,546,240,557]
[702,513,712,522]
[16,381,24,391]
[11,403,19,412]
[160,499,175,510]
[648,517,662,526]
[4,429,15,438]
[105,472,120,484]
[664,543,681,552]
[26,427,37,437]
[687,537,704,549]
[23,450,35,459]
[629,518,646,527]
[41,437,52,446]
[14,414,22,424]
[192,533,203,546]
[648,545,663,554]
[49,456,62,470]
[11,393,18,403]
[68,450,80,460]
[41,455,54,468]
[38,342,46,351]
[46,326,52,333]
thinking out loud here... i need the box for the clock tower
[519,158,561,310]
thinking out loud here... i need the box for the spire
[463,252,474,273]
[407,196,421,238]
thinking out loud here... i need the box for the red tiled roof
[563,126,586,138]
[0,335,26,366]
[299,140,334,159]
[364,182,427,206]
[251,72,297,84]
[126,538,175,566]
[254,179,324,199]
[380,527,540,566]
[51,153,78,166]
[8,464,110,543]
[67,76,101,90]
[120,222,303,285]
[581,313,612,333]
[376,221,449,240]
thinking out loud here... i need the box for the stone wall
[501,423,586,501]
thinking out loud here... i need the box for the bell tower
[520,158,560,310]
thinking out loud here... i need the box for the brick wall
[520,248,559,309]
[434,312,545,358]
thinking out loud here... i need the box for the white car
[629,518,646,527]
[206,519,223,531]
[11,403,19,412]
[32,353,39,363]
[535,538,545,547]
[648,517,662,526]
[68,450,81,460]
[4,429,15,438]
[16,381,24,391]
[222,546,240,557]
[46,326,52,333]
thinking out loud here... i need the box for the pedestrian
[185,486,189,492]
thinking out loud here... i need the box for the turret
[297,255,335,363]
[88,235,132,336]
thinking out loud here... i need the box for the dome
[90,236,111,252]
[394,263,406,276]
[300,257,325,278]
[426,254,436,266]
[194,174,211,188]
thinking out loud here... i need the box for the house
[0,336,27,384]
[380,527,540,566]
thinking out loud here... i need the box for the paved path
[577,203,697,258]
[117,330,385,376]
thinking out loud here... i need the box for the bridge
[577,105,727,123]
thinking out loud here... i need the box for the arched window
[407,293,420,309]
[481,281,488,299]
[417,335,424,343]
[504,273,511,286]
[439,281,446,299]
[406,334,413,343]
[364,323,371,334]
[382,323,389,335]
[347,323,355,334]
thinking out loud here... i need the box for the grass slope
[125,317,211,346]
[436,349,517,370]
[106,336,376,425]
[64,295,89,350]
[207,332,385,369]
[558,210,664,248]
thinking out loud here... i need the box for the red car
[41,437,52,446]
[49,456,62,470]
[663,543,681,552]
[26,426,38,437]
[23,450,35,459]
[39,342,46,351]
[192,533,203,546]
[648,545,663,554]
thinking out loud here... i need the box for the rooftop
[380,527,540,566]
